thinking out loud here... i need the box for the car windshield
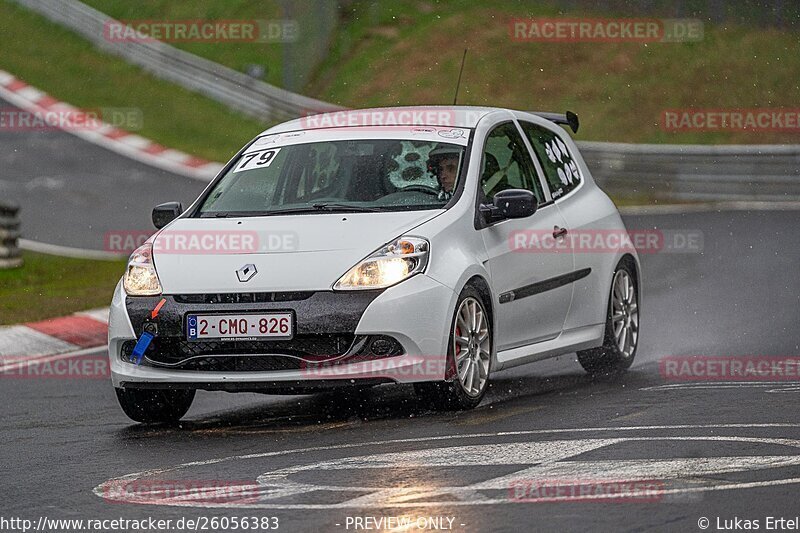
[197,138,466,216]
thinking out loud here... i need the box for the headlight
[123,242,162,296]
[334,237,430,290]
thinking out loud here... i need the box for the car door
[478,121,575,352]
[518,119,590,325]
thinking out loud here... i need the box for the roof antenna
[452,48,468,105]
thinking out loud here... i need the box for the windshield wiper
[258,204,385,215]
[311,203,385,212]
[200,204,386,218]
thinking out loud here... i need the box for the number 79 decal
[232,148,282,173]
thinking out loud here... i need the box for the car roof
[261,106,507,135]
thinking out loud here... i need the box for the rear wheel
[577,262,639,375]
[115,387,195,424]
[415,286,491,410]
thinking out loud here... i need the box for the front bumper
[108,274,456,390]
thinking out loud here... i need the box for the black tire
[115,387,195,424]
[577,261,639,376]
[414,285,492,410]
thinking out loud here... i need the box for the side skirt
[494,323,605,371]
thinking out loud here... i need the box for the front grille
[123,334,354,365]
[120,334,404,372]
[173,292,315,304]
[176,355,303,372]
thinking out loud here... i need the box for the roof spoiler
[530,111,579,134]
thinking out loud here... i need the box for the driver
[427,145,461,197]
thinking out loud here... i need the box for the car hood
[152,210,442,293]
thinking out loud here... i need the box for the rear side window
[519,121,582,200]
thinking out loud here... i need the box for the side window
[520,121,582,200]
[480,123,544,203]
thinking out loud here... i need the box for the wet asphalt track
[1,97,800,532]
[0,95,206,250]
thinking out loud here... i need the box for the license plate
[186,313,293,341]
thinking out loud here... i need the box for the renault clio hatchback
[109,106,641,423]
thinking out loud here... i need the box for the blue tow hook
[132,332,154,366]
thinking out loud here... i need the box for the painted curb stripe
[0,69,224,181]
[0,309,110,359]
[26,315,109,349]
[0,325,78,358]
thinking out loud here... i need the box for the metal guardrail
[578,142,800,202]
[0,203,22,269]
[11,0,343,123]
[10,1,800,203]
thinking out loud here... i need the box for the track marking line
[0,345,105,373]
[95,428,800,509]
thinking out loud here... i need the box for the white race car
[108,106,641,423]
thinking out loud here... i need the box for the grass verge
[6,0,800,152]
[309,0,800,145]
[0,0,266,162]
[0,251,125,325]
[80,0,287,86]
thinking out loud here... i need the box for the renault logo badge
[236,264,257,282]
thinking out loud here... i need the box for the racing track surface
[1,100,800,531]
[0,95,206,250]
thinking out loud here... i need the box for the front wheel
[577,262,639,376]
[115,387,195,424]
[415,286,492,410]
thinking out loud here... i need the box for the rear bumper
[108,274,456,390]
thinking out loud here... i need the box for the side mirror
[480,189,537,224]
[495,189,537,218]
[152,202,183,229]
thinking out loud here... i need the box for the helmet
[427,144,462,163]
[426,144,462,179]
